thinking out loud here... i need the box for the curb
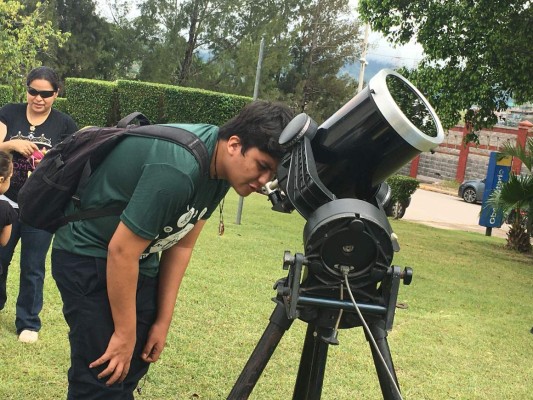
[418,184,457,197]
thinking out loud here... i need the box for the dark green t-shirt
[53,123,229,277]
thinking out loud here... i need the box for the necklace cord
[213,141,219,179]
[213,141,225,235]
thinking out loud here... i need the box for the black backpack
[18,112,210,233]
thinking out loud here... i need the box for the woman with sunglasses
[0,66,78,343]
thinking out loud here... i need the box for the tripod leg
[227,302,293,400]
[293,324,332,400]
[366,321,402,400]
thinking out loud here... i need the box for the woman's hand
[141,322,169,363]
[89,331,136,386]
[30,147,47,167]
[8,139,38,158]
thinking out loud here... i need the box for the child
[0,151,16,258]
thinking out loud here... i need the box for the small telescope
[229,69,444,400]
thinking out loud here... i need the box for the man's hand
[141,322,169,363]
[97,222,151,386]
[89,331,136,386]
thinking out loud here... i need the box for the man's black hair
[218,100,294,161]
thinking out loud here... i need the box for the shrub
[66,78,118,127]
[164,87,250,126]
[117,80,168,123]
[0,85,14,107]
[52,97,68,113]
[387,174,420,204]
[64,78,253,128]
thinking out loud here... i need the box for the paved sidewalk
[402,187,510,239]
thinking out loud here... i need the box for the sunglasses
[27,87,56,99]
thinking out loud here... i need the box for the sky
[352,30,425,83]
[365,32,424,69]
[348,0,425,80]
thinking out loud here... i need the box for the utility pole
[235,36,265,225]
[357,23,370,93]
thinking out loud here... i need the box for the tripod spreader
[276,251,413,331]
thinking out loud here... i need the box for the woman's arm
[0,224,12,247]
[0,122,37,157]
[0,121,6,143]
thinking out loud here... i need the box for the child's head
[0,151,13,195]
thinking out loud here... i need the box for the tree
[35,0,117,81]
[33,0,361,122]
[359,0,533,141]
[56,0,115,79]
[488,138,533,253]
[174,0,235,86]
[133,0,188,84]
[0,0,69,99]
[191,0,298,96]
[278,0,362,122]
[131,0,362,121]
[98,0,144,79]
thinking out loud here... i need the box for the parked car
[458,178,485,203]
[384,196,412,219]
[377,181,413,219]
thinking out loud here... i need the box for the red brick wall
[408,121,532,182]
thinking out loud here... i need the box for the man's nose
[258,172,273,186]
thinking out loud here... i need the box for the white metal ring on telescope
[369,69,444,152]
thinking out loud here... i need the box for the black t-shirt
[0,103,78,203]
[0,200,17,228]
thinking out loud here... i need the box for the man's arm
[89,221,152,386]
[141,220,206,363]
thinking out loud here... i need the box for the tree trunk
[506,218,532,253]
[178,0,200,86]
[301,0,321,113]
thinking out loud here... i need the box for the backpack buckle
[72,195,81,209]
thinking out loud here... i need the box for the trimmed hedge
[2,77,252,129]
[386,174,420,204]
[65,78,118,127]
[163,86,250,126]
[117,80,251,125]
[0,85,14,107]
[116,80,169,123]
[65,78,252,128]
[52,97,68,113]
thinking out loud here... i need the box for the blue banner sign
[479,152,512,228]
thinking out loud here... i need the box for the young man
[51,100,294,399]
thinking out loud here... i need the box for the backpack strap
[117,112,151,128]
[64,124,211,225]
[126,125,210,177]
[58,206,126,226]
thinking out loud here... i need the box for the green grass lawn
[0,190,532,399]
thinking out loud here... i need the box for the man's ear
[227,135,242,155]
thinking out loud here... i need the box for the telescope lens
[386,75,439,138]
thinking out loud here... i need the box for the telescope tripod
[228,254,410,400]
